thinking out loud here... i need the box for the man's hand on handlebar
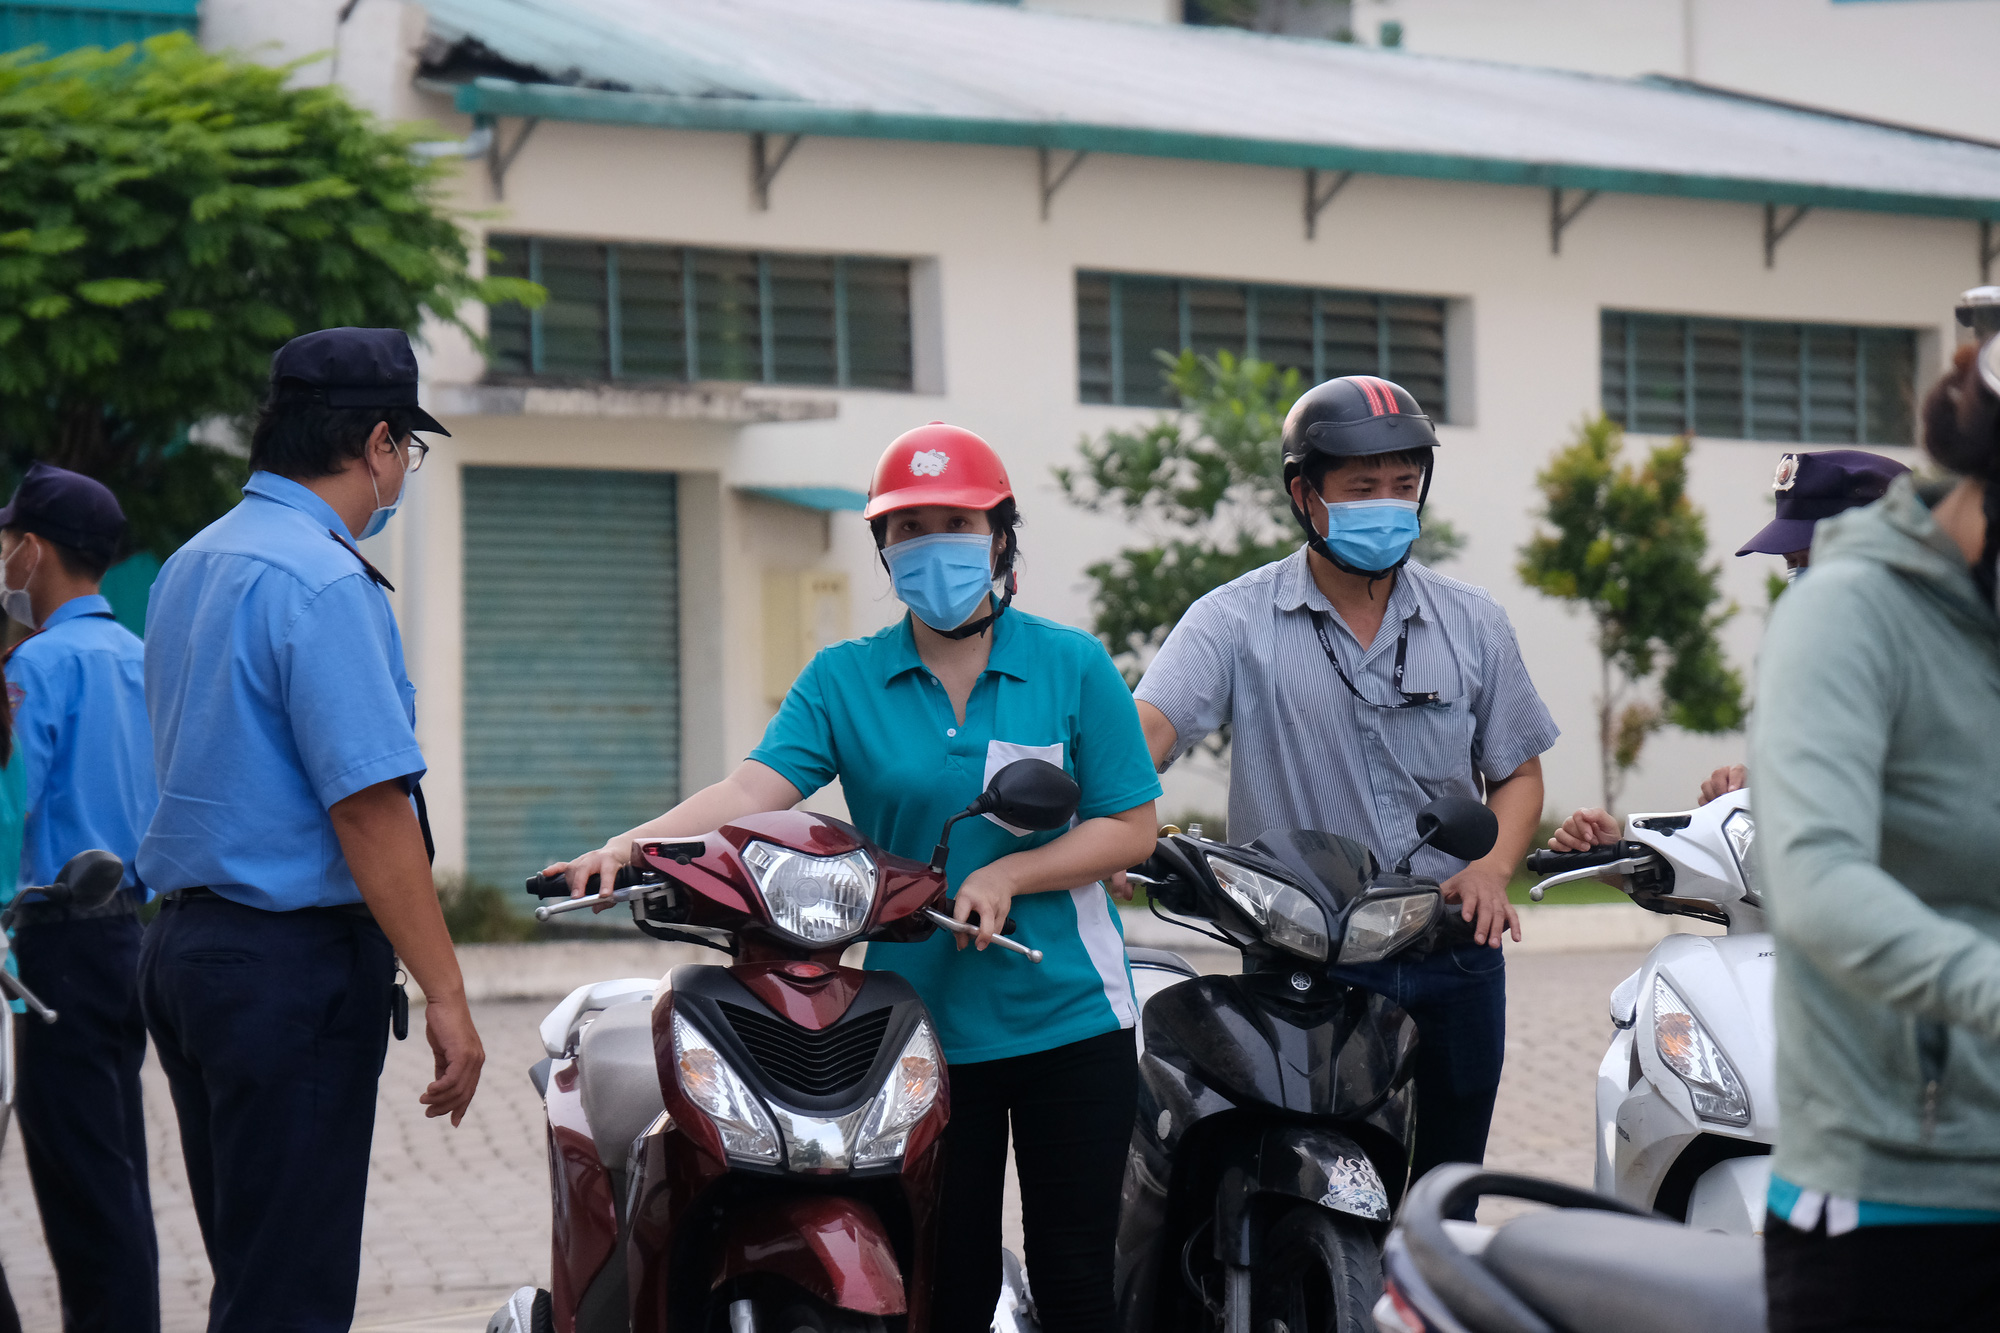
[1548,808,1621,852]
[1106,869,1135,902]
[1699,764,1748,805]
[542,844,632,911]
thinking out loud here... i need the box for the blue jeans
[138,893,393,1333]
[1332,940,1506,1200]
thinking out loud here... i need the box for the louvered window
[487,236,913,391]
[1601,311,1917,445]
[1077,271,1451,420]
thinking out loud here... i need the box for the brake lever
[0,968,56,1024]
[1529,857,1651,900]
[533,882,662,921]
[923,908,1043,962]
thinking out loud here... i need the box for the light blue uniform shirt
[750,610,1163,1065]
[0,744,27,1012]
[6,594,157,898]
[138,472,424,911]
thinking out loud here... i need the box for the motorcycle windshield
[1243,828,1379,914]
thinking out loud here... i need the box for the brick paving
[0,948,1643,1330]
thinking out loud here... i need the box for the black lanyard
[1309,609,1441,709]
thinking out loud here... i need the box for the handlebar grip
[1525,842,1646,875]
[962,912,1018,936]
[524,867,643,898]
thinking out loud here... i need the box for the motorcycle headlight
[1722,809,1757,897]
[852,1021,943,1166]
[1338,892,1440,964]
[1651,977,1750,1126]
[1205,855,1329,961]
[671,1011,782,1162]
[741,841,877,944]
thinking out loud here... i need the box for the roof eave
[453,77,2000,222]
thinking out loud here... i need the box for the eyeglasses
[400,438,430,473]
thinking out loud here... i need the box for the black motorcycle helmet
[1280,375,1440,578]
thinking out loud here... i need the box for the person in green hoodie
[1752,339,2000,1332]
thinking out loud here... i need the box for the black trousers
[1766,1209,2000,1332]
[138,893,394,1333]
[931,1027,1137,1333]
[14,912,159,1333]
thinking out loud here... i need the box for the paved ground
[0,947,1640,1331]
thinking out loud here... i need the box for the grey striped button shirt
[1135,549,1559,882]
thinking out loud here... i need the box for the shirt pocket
[1375,697,1476,798]
[982,739,1066,835]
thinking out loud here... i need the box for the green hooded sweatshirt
[1752,474,2000,1208]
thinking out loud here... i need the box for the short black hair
[1300,448,1432,494]
[870,497,1023,582]
[1,528,109,582]
[249,382,422,479]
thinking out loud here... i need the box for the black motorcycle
[1113,797,1498,1333]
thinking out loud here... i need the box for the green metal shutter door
[462,467,681,890]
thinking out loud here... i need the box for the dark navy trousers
[138,893,394,1333]
[1333,938,1507,1203]
[13,911,159,1333]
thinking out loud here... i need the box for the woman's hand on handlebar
[541,844,630,908]
[1547,808,1621,852]
[953,864,1016,952]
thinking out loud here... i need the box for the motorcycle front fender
[1214,1123,1392,1265]
[712,1195,907,1316]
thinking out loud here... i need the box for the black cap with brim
[0,462,126,565]
[272,327,451,437]
[1736,516,1817,557]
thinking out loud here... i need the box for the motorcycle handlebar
[524,866,645,898]
[1524,842,1650,875]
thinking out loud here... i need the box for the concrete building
[194,0,2000,885]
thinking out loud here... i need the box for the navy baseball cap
[270,327,450,436]
[0,462,127,565]
[1737,450,1909,557]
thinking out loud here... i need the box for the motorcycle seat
[1480,1210,1764,1333]
[577,996,667,1177]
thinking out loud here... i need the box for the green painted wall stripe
[455,77,2000,222]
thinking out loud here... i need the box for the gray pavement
[0,947,1641,1331]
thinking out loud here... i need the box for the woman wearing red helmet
[548,423,1163,1331]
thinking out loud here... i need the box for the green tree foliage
[1058,349,1463,746]
[1517,416,1746,810]
[0,34,540,558]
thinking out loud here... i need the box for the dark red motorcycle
[488,759,1077,1333]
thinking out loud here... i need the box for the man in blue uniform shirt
[0,463,160,1333]
[138,327,484,1331]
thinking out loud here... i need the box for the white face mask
[1,541,38,629]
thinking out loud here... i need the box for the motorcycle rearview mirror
[1392,798,1499,875]
[928,759,1082,872]
[49,849,125,911]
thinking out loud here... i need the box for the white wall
[1366,0,2000,142]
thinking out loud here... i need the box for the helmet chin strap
[1290,457,1434,582]
[934,573,1016,640]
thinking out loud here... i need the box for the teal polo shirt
[750,609,1163,1064]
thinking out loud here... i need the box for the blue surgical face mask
[882,531,996,631]
[1316,496,1421,574]
[358,440,407,541]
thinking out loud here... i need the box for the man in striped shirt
[1132,374,1558,1195]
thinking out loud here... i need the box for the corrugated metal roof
[422,0,2000,218]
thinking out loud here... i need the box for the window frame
[1600,309,1918,446]
[487,235,915,393]
[1076,269,1452,421]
